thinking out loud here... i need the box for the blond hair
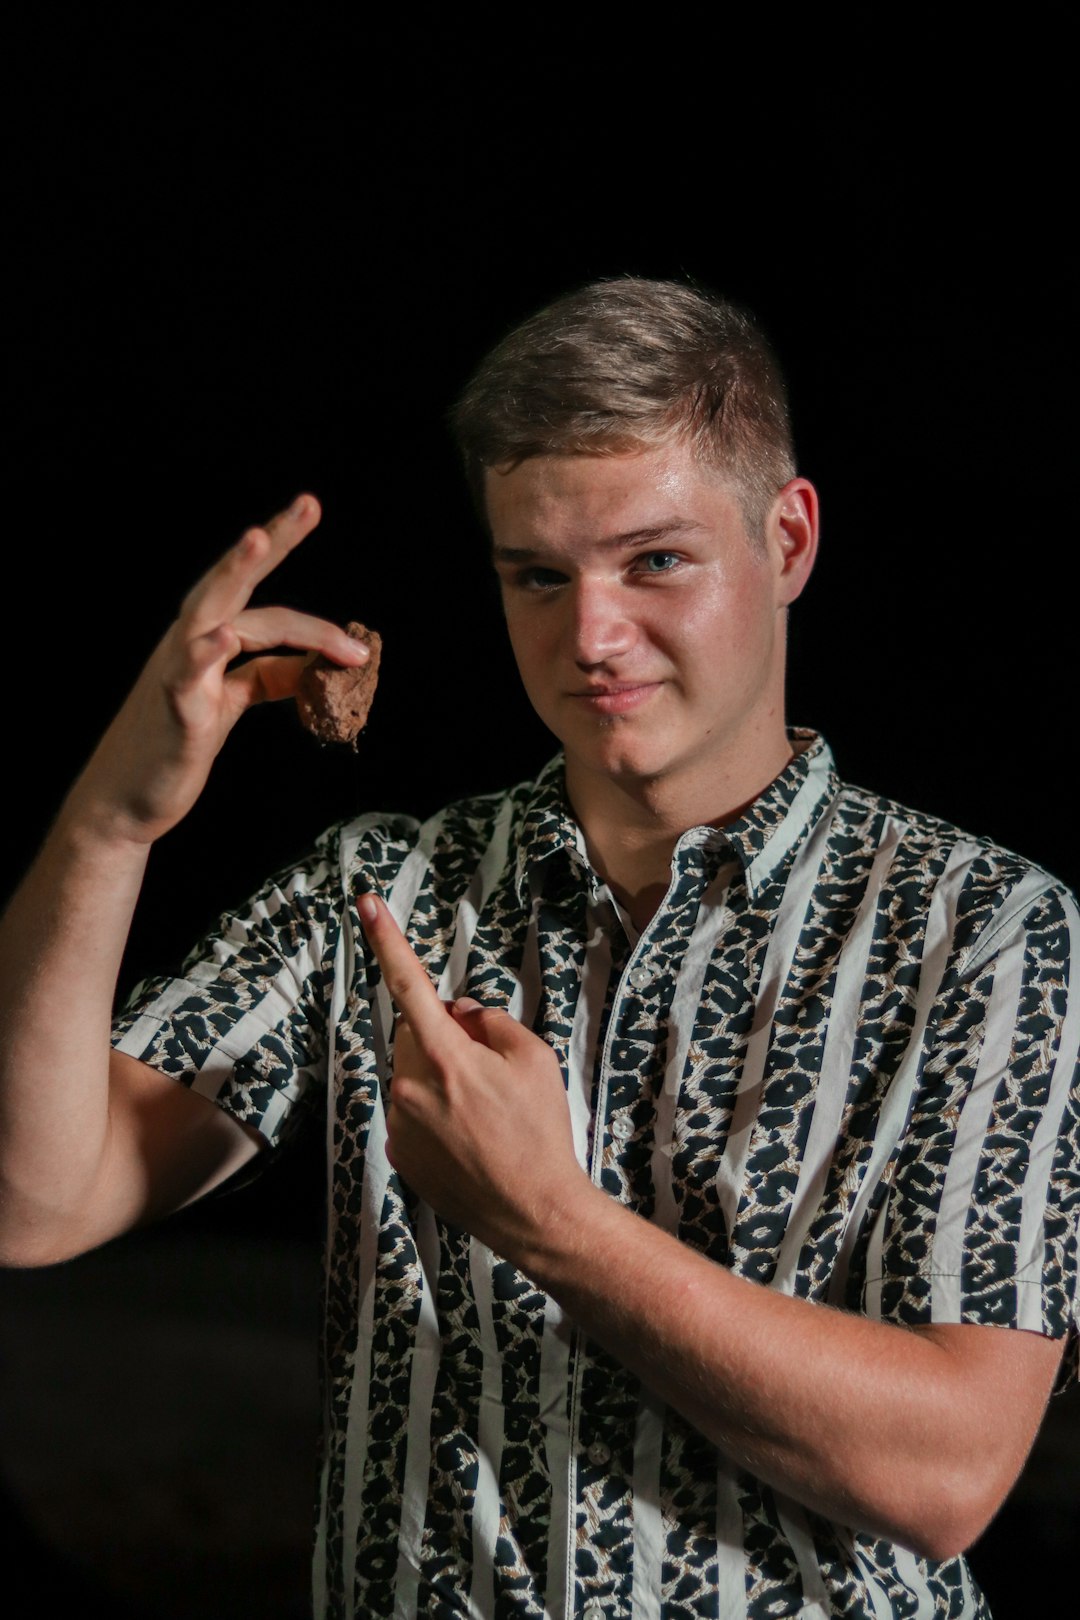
[451,277,796,538]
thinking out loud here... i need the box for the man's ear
[767,478,819,606]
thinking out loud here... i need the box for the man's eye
[640,552,680,573]
[520,567,567,590]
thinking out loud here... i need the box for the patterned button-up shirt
[113,733,1080,1619]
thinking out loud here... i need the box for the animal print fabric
[112,733,1080,1618]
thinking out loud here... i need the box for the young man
[1,280,1076,1618]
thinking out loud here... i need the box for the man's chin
[564,732,678,791]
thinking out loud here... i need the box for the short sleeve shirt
[112,733,1080,1619]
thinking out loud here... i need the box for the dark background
[4,16,1075,1616]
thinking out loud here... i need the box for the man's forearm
[507,1176,1061,1561]
[1,498,366,1265]
[0,799,149,1258]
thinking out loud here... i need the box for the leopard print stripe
[488,881,590,1615]
[573,843,737,1615]
[328,821,422,1618]
[654,1415,722,1618]
[732,804,952,1300]
[364,796,521,1617]
[418,816,549,1615]
[875,886,1080,1334]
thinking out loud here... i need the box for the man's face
[488,439,810,811]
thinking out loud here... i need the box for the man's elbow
[878,1322,1063,1563]
[0,1207,105,1269]
[891,1463,1017,1563]
[0,1177,125,1269]
[0,1231,85,1269]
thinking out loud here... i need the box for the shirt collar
[720,729,837,896]
[514,755,591,904]
[514,730,839,905]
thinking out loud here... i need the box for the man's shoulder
[826,771,1077,956]
[832,773,1054,874]
[311,773,544,881]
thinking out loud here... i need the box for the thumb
[450,997,525,1056]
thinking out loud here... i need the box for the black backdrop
[5,17,1076,1607]
[9,22,1075,1220]
[7,22,1075,1219]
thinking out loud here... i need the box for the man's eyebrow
[492,519,706,563]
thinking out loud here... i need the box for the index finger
[182,493,323,634]
[357,892,457,1049]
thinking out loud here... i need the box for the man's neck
[566,741,794,932]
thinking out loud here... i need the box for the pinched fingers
[158,497,365,714]
[171,604,370,712]
[151,620,245,720]
[226,652,309,707]
[228,606,370,665]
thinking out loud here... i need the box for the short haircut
[450,277,797,539]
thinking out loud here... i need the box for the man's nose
[568,577,635,667]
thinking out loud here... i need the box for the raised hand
[357,891,591,1256]
[68,495,369,846]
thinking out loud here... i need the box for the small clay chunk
[296,621,382,747]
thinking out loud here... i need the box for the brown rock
[295,622,381,747]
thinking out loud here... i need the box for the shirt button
[610,1113,632,1141]
[628,965,650,988]
[586,1440,611,1467]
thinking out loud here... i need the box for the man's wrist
[50,789,157,875]
[505,1172,632,1295]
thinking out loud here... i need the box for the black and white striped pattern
[114,734,1080,1618]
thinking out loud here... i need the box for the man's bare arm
[0,497,368,1266]
[359,891,1067,1564]
[503,1172,1063,1563]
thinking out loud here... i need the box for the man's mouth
[569,682,661,715]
